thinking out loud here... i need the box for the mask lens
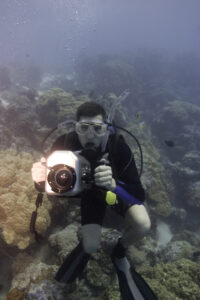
[80,124,89,133]
[76,122,107,136]
[93,124,106,135]
[76,123,89,135]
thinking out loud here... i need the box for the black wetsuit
[50,131,145,225]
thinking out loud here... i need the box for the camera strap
[30,192,44,242]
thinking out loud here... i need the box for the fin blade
[129,267,157,300]
[112,256,157,300]
[55,242,90,283]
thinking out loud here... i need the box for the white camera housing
[45,150,91,196]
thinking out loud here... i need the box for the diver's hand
[94,165,116,191]
[31,157,46,183]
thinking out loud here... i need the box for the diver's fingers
[95,179,113,190]
[94,174,113,184]
[40,157,46,165]
[94,172,112,182]
[94,167,112,174]
[31,161,46,182]
[94,165,112,173]
[95,179,112,187]
[32,173,46,183]
[32,161,46,170]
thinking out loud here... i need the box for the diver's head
[76,101,107,122]
[75,102,108,149]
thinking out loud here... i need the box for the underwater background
[0,0,200,299]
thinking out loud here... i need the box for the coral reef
[137,258,200,300]
[11,253,57,290]
[163,100,200,127]
[36,88,89,128]
[172,230,200,247]
[0,88,39,151]
[149,100,200,220]
[127,229,200,268]
[23,280,69,300]
[7,223,200,300]
[125,122,173,217]
[160,240,195,262]
[6,288,25,300]
[8,228,121,300]
[0,149,52,249]
[0,88,90,152]
[187,181,200,208]
[151,100,200,158]
[49,223,80,261]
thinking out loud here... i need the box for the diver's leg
[121,204,151,248]
[111,205,157,299]
[82,223,102,253]
[81,190,106,253]
[55,193,105,284]
[55,224,102,283]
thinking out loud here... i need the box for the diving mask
[75,122,108,137]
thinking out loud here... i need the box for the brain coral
[0,149,52,249]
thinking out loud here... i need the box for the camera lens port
[47,164,76,193]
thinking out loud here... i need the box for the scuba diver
[31,95,157,299]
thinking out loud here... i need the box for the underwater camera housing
[45,151,92,196]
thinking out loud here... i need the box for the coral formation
[0,89,39,151]
[6,288,25,300]
[172,230,200,247]
[36,88,90,128]
[161,240,195,262]
[11,259,57,290]
[163,100,200,126]
[49,223,80,261]
[86,259,111,288]
[23,280,70,300]
[187,181,200,208]
[137,258,200,300]
[125,123,173,217]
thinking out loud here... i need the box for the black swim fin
[55,242,90,283]
[111,241,157,300]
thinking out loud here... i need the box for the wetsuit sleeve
[114,136,145,202]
